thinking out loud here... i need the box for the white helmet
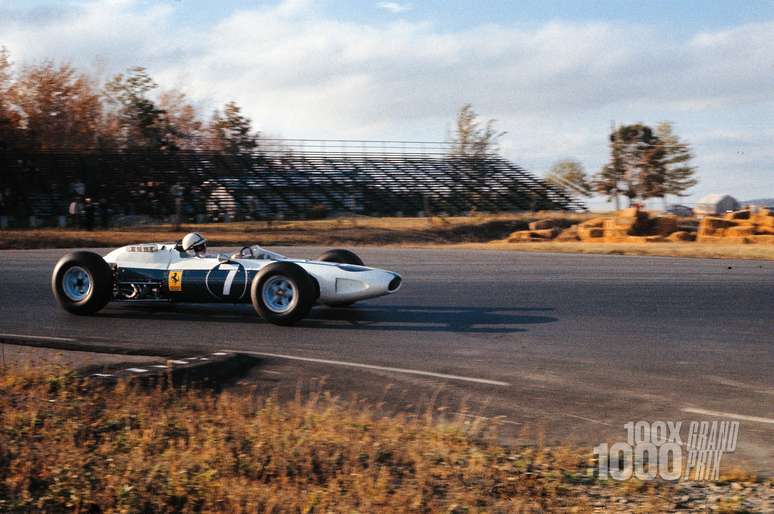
[182,232,207,257]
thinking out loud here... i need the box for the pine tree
[103,67,172,151]
[655,121,697,207]
[206,101,258,154]
[593,123,667,206]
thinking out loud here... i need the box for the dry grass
[0,212,593,250]
[0,367,685,513]
[2,212,773,260]
[448,241,774,261]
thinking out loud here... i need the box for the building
[694,194,739,216]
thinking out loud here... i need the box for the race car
[51,243,402,325]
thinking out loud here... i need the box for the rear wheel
[51,251,113,315]
[250,262,315,325]
[315,249,364,306]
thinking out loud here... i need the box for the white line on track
[224,350,510,386]
[681,407,774,425]
[0,332,76,342]
[562,413,612,426]
[452,412,523,426]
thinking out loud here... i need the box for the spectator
[70,180,86,197]
[99,195,110,228]
[83,197,95,231]
[68,197,82,228]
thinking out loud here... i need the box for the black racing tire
[51,251,113,315]
[315,248,364,266]
[250,262,316,326]
[315,249,364,307]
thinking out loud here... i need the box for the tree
[593,123,667,207]
[544,159,591,197]
[158,89,204,150]
[103,67,173,151]
[655,121,697,207]
[206,101,258,154]
[0,46,21,149]
[14,61,102,151]
[449,104,505,159]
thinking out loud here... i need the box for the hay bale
[753,210,774,228]
[667,231,696,242]
[555,225,580,241]
[617,209,652,235]
[507,230,536,242]
[617,207,640,218]
[747,235,774,245]
[578,226,604,240]
[697,234,748,244]
[533,228,559,239]
[579,217,606,229]
[507,228,558,242]
[726,226,756,237]
[652,215,679,235]
[724,209,752,220]
[698,217,737,237]
[528,219,556,231]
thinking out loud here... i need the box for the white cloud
[1,0,772,202]
[376,2,414,14]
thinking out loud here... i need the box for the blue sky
[121,0,774,34]
[1,0,773,207]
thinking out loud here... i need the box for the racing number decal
[205,263,248,300]
[168,271,183,291]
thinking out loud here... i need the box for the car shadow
[99,303,557,334]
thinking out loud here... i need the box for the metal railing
[253,138,457,157]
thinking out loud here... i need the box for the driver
[181,232,208,257]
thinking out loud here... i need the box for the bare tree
[449,104,505,159]
[545,160,591,197]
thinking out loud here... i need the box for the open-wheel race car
[51,240,402,326]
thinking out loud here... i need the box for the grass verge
[0,213,591,249]
[1,213,773,260]
[0,368,770,512]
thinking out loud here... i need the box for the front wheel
[51,251,113,315]
[250,262,316,326]
[315,248,364,266]
[316,249,364,307]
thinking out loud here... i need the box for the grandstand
[0,139,585,227]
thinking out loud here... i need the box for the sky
[1,0,773,208]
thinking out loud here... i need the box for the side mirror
[218,253,233,264]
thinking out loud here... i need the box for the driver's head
[182,232,207,257]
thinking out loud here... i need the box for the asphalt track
[1,247,772,473]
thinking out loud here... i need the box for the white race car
[51,244,402,325]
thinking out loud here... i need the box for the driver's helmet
[181,232,207,257]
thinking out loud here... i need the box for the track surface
[1,247,773,472]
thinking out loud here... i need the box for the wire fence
[0,139,586,229]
